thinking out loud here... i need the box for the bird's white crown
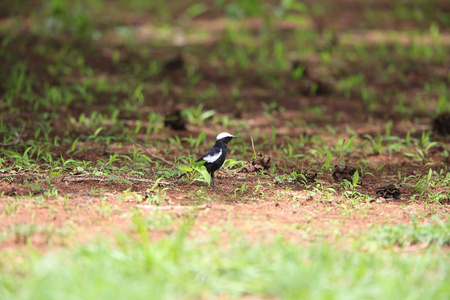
[216,132,235,140]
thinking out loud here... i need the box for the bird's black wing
[196,146,223,164]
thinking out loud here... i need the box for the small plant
[179,160,212,186]
[9,222,37,244]
[182,104,216,126]
[231,182,248,198]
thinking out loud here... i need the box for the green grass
[1,223,449,300]
[366,217,450,248]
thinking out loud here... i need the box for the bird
[178,132,236,187]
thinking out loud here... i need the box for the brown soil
[1,137,448,251]
[0,181,439,250]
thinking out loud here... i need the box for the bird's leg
[210,172,216,188]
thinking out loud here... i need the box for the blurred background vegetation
[1,0,448,116]
[0,0,449,157]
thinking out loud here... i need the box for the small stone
[432,112,450,136]
[296,172,317,184]
[332,165,357,182]
[376,184,401,199]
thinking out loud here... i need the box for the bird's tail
[177,172,187,181]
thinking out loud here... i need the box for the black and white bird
[179,132,236,187]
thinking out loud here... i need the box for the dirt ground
[1,0,449,250]
[1,108,448,250]
[0,176,443,248]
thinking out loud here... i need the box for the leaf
[192,161,211,185]
[424,142,438,152]
[199,110,216,122]
[70,137,79,153]
[141,155,153,163]
[185,3,207,18]
[195,132,206,148]
[282,0,308,12]
[92,127,105,138]
[352,170,360,187]
[427,168,433,182]
[63,158,75,166]
[193,160,206,168]
[180,166,193,172]
[196,167,211,185]
[324,151,331,170]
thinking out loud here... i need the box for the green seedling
[182,104,216,126]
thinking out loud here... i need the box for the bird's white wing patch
[204,149,222,163]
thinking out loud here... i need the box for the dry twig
[61,175,172,185]
[62,176,107,182]
[250,136,257,157]
[297,208,317,217]
[0,173,46,178]
[129,138,175,167]
[0,133,21,146]
[135,203,209,210]
[125,177,172,185]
